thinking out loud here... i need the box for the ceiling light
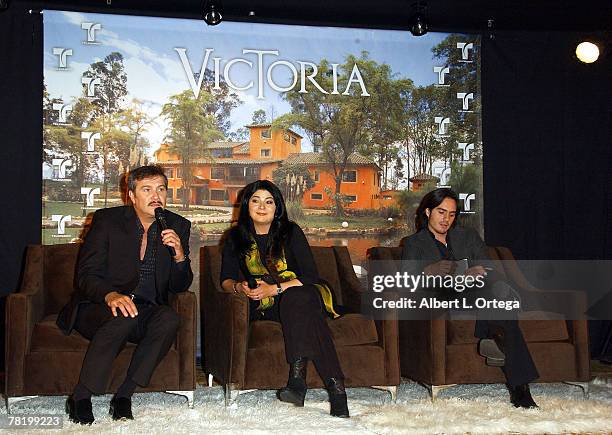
[203,0,223,26]
[409,2,428,37]
[575,41,600,63]
[409,13,428,36]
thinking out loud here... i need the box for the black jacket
[57,205,193,334]
[401,226,493,274]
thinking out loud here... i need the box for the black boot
[66,395,94,425]
[508,383,538,409]
[109,397,134,420]
[277,357,308,406]
[326,378,349,418]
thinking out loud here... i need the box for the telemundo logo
[51,214,72,237]
[81,187,100,208]
[81,22,102,45]
[51,158,73,180]
[52,47,73,70]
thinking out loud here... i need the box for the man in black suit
[401,188,539,408]
[57,165,193,424]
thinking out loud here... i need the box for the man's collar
[426,227,452,246]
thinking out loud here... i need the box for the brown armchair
[367,245,590,400]
[4,243,197,412]
[200,245,400,404]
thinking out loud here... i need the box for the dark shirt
[220,223,319,286]
[133,220,158,304]
[427,229,456,260]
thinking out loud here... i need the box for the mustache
[148,201,162,206]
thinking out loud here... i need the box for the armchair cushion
[248,313,379,350]
[446,313,570,345]
[31,315,89,351]
[311,247,343,305]
[328,313,379,346]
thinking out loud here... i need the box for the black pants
[251,284,344,381]
[471,281,539,386]
[74,302,180,394]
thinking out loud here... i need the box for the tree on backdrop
[251,109,267,125]
[44,96,97,190]
[272,164,315,202]
[227,127,249,142]
[431,34,481,173]
[358,70,412,190]
[118,99,156,172]
[161,89,224,210]
[197,69,241,136]
[274,52,398,216]
[227,109,269,141]
[82,51,129,206]
[399,85,445,180]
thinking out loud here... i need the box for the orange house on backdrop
[283,152,383,210]
[154,124,384,209]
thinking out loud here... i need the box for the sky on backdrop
[44,10,465,156]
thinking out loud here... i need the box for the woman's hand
[245,279,277,300]
[233,280,250,295]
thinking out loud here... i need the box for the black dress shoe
[109,397,134,420]
[66,395,94,425]
[326,378,349,418]
[277,357,308,407]
[508,383,538,409]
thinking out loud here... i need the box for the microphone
[247,277,258,289]
[154,207,176,257]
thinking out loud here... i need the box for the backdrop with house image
[42,11,483,274]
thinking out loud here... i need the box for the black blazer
[57,205,193,334]
[401,226,493,274]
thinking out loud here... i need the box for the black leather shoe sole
[66,396,94,425]
[277,387,306,407]
[109,397,134,420]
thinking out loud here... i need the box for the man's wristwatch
[276,284,283,295]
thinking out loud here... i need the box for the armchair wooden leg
[224,383,256,407]
[6,396,39,414]
[424,384,456,402]
[165,390,195,408]
[372,385,398,402]
[564,381,590,399]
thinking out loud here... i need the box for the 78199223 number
[1,414,63,429]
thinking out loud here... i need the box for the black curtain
[0,6,42,297]
[482,31,612,261]
[0,5,42,372]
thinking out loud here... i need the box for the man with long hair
[402,188,539,408]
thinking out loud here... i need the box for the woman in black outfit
[220,180,349,418]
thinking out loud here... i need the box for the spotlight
[575,41,600,63]
[409,1,428,37]
[203,0,223,26]
[409,13,428,36]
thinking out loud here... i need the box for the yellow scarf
[244,240,340,318]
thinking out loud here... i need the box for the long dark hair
[231,180,291,260]
[414,188,461,231]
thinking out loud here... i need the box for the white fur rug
[3,379,611,434]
